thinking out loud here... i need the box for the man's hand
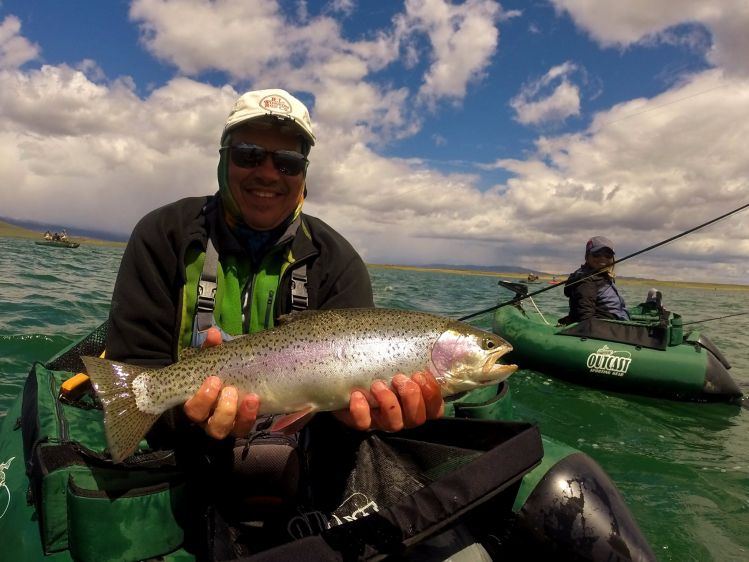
[333,371,445,432]
[182,327,260,439]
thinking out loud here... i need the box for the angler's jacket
[106,195,373,367]
[563,265,629,322]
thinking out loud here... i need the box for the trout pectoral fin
[270,408,317,434]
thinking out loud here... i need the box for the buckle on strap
[197,279,217,312]
[291,266,308,311]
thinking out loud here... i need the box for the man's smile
[240,183,286,198]
[250,190,279,198]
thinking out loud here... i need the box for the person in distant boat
[562,236,629,323]
[106,88,444,443]
[59,229,68,240]
[43,230,52,240]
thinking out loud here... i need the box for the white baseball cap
[223,88,316,146]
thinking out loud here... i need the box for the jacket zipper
[264,290,274,329]
[242,250,314,333]
[242,273,256,334]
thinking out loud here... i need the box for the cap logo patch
[260,94,292,114]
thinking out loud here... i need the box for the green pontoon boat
[34,240,80,248]
[0,323,656,561]
[493,281,743,403]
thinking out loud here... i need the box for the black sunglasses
[221,143,308,176]
[591,249,615,258]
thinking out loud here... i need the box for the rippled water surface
[1,238,748,561]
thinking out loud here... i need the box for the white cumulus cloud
[511,62,582,125]
[551,0,749,77]
[0,15,39,70]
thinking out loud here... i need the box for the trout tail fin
[82,356,160,463]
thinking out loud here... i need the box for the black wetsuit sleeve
[105,210,183,367]
[297,215,375,311]
[318,254,374,309]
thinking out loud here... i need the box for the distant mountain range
[0,216,129,242]
[418,263,549,274]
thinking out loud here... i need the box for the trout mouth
[481,347,517,383]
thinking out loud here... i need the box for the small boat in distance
[35,240,80,248]
[36,229,79,248]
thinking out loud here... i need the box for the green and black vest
[177,227,308,354]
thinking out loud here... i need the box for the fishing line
[681,311,749,327]
[458,200,749,322]
[592,84,728,130]
[527,296,552,326]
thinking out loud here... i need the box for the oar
[459,201,749,322]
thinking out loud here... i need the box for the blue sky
[1,0,748,283]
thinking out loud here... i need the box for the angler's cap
[223,88,316,146]
[586,236,615,255]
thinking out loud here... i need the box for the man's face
[227,125,306,230]
[586,248,615,271]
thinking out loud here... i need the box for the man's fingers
[183,376,222,423]
[413,372,445,419]
[184,377,259,440]
[370,380,404,432]
[392,374,426,428]
[333,390,371,431]
[205,386,238,440]
[231,393,260,437]
[201,327,222,349]
[334,372,445,433]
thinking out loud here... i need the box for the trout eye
[483,338,496,350]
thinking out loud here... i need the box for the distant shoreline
[367,263,749,291]
[0,220,126,248]
[3,219,746,290]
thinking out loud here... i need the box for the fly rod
[459,201,749,322]
[681,311,749,327]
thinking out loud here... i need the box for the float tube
[493,282,742,403]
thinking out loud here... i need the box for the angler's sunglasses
[221,143,308,176]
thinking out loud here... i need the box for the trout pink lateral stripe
[82,308,517,463]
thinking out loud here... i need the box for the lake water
[1,237,747,561]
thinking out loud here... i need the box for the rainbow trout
[83,308,516,462]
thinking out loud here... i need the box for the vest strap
[291,265,308,311]
[196,237,219,332]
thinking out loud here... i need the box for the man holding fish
[104,88,449,445]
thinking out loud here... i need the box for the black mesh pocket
[45,320,108,373]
